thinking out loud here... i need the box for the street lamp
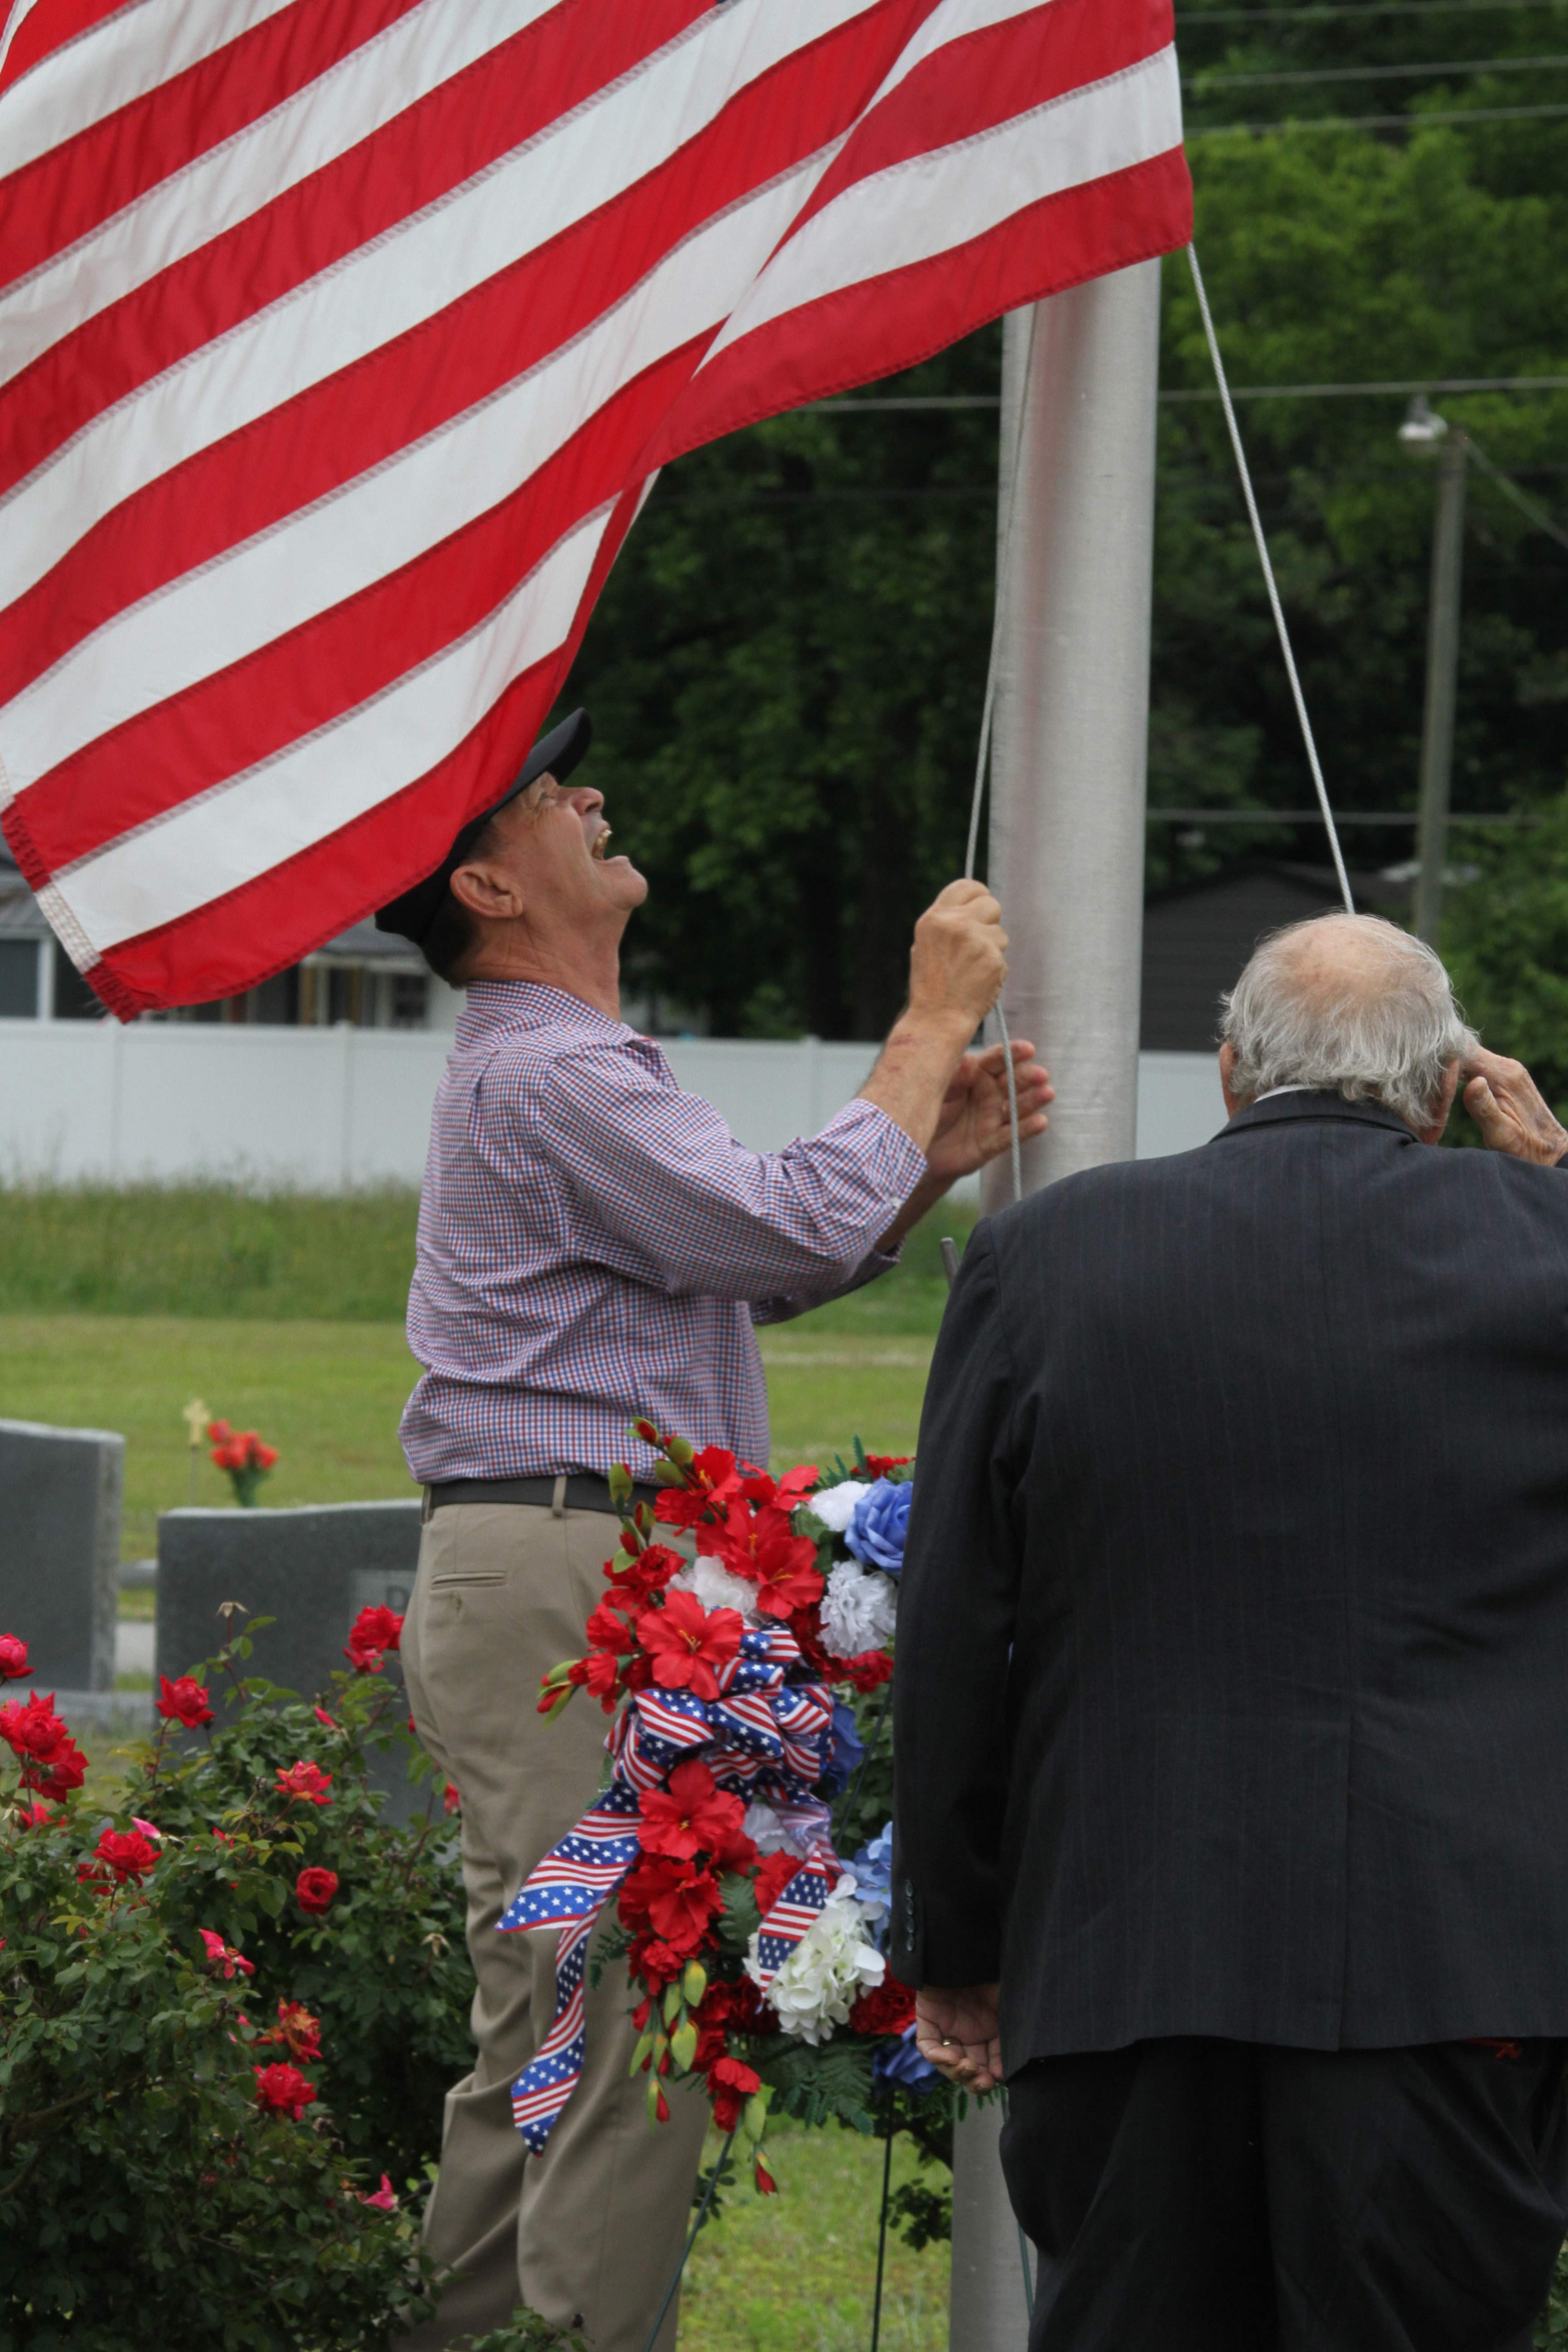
[1399,395,1468,944]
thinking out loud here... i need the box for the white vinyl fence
[0,1021,1224,1191]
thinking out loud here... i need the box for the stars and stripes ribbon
[500,1624,838,2154]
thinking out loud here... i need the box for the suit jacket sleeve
[890,1220,1023,1987]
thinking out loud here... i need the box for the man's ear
[450,855,523,924]
[1417,1059,1461,1147]
[1219,1041,1244,1120]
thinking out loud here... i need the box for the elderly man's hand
[925,1042,1054,1184]
[1461,1047,1568,1166]
[914,1984,1002,2094]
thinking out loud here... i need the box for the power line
[1192,51,1568,83]
[1179,1,1568,19]
[1145,807,1529,822]
[1191,97,1568,125]
[807,375,1568,412]
[1462,432,1568,548]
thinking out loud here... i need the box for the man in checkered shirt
[376,710,1051,2352]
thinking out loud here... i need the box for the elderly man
[374,709,1051,2351]
[894,910,1568,2352]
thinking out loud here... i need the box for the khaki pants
[400,1498,707,2351]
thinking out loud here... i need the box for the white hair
[1219,912,1477,1133]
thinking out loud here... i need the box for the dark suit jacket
[890,1091,1568,2064]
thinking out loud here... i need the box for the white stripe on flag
[863,0,1066,109]
[0,0,868,603]
[0,0,303,173]
[54,503,613,953]
[0,0,563,381]
[5,160,820,791]
[704,44,1182,365]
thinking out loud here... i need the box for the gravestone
[156,1500,428,1819]
[0,1416,123,1693]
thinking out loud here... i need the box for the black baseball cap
[375,707,592,947]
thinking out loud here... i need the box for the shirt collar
[457,978,634,1047]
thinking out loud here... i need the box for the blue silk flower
[845,1478,911,1577]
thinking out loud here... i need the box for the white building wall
[0,1021,1224,1191]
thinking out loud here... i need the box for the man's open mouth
[591,826,612,861]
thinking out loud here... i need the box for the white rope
[965,311,1039,1204]
[1184,243,1354,912]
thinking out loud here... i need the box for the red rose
[619,1855,722,1952]
[359,2174,398,2211]
[295,1865,339,1915]
[636,1589,743,1704]
[271,1999,321,2062]
[156,1673,214,1727]
[637,1760,750,1868]
[0,1634,30,1680]
[443,1782,461,1815]
[849,1978,917,2037]
[344,1604,403,1674]
[28,1733,87,1800]
[313,1706,336,1728]
[92,1827,159,1883]
[254,2062,317,2120]
[0,1690,68,1762]
[198,1928,255,1979]
[275,1760,332,1806]
[15,1801,52,1831]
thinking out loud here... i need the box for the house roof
[1140,863,1378,1053]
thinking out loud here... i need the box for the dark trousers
[999,2038,1568,2352]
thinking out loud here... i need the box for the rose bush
[0,1611,481,2349]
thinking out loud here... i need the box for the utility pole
[1399,399,1468,944]
[950,256,1161,2352]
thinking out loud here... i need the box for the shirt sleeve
[506,1040,928,1309]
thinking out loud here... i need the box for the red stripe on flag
[786,0,1176,243]
[17,356,693,875]
[0,0,708,492]
[0,0,127,98]
[649,145,1192,468]
[52,483,646,1015]
[0,0,936,702]
[0,0,430,293]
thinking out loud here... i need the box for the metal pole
[953,259,1161,2351]
[1412,434,1467,944]
[981,260,1160,1210]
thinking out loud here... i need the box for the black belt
[425,1474,660,1518]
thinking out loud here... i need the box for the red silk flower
[706,2053,762,2133]
[156,1673,214,1726]
[637,1760,750,1867]
[636,1589,743,1703]
[619,1855,723,1954]
[698,1501,823,1619]
[651,1445,744,1530]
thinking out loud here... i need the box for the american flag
[0,0,1189,1017]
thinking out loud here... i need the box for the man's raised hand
[1461,1046,1568,1166]
[924,1041,1054,1185]
[908,879,1009,1038]
[914,1984,1002,2095]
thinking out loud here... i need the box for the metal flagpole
[948,255,1162,2351]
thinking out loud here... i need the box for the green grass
[680,2123,947,2352]
[0,1182,974,1329]
[0,1187,969,1555]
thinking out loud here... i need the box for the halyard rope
[965,251,1354,1210]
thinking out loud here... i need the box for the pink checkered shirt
[400,982,927,1484]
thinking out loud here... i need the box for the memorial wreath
[505,1422,942,2199]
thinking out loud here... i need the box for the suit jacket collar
[1217,1089,1416,1144]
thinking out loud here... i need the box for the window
[0,939,38,1017]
